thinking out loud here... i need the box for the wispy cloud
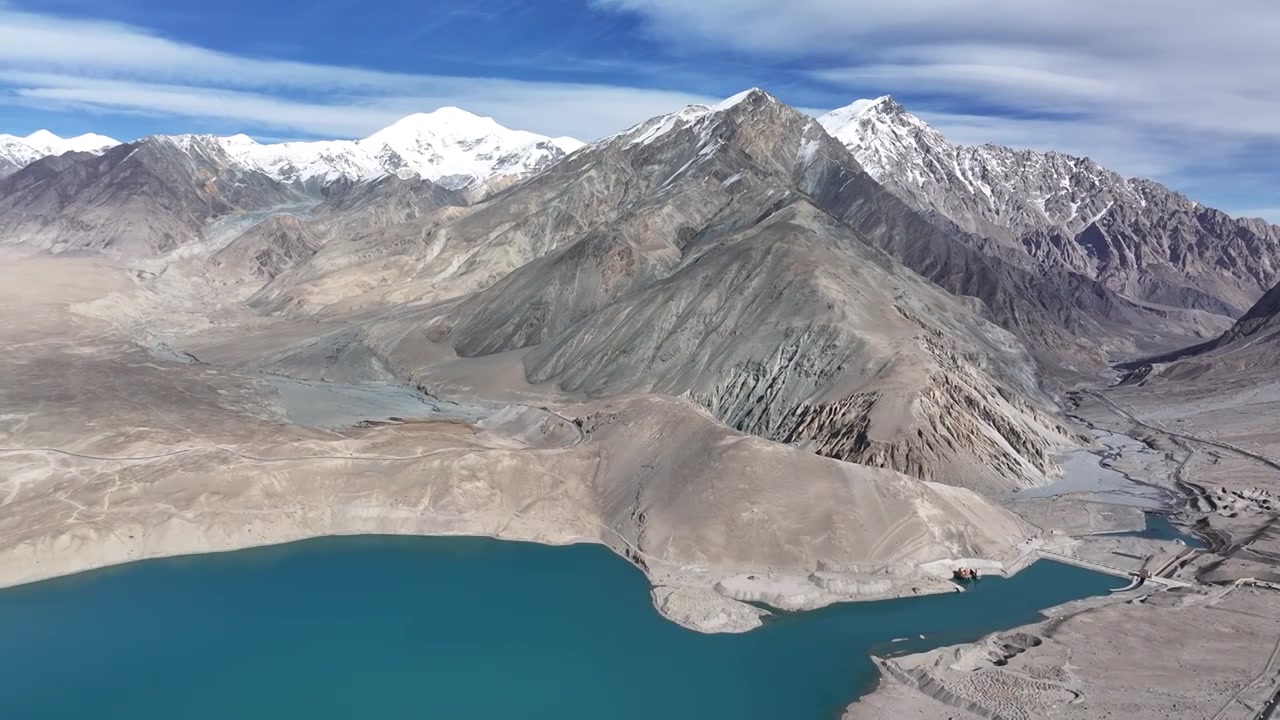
[0,8,715,140]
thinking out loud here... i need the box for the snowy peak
[714,87,776,110]
[23,130,119,155]
[210,110,579,190]
[0,111,578,189]
[367,107,505,143]
[818,95,897,129]
[817,94,1124,232]
[552,137,585,153]
[0,130,120,176]
[818,95,940,154]
[605,87,789,150]
[360,108,571,188]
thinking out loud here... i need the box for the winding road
[1084,390,1280,472]
[0,403,586,466]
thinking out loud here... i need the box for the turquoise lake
[0,536,1120,719]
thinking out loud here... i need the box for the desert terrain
[0,248,1038,636]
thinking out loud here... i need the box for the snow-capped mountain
[0,130,119,176]
[819,96,1141,239]
[819,96,1280,316]
[0,107,579,259]
[217,107,583,191]
[0,109,580,191]
[595,88,773,150]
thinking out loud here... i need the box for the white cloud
[0,9,715,140]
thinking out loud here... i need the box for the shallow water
[0,537,1120,720]
[1105,512,1205,548]
[1016,430,1175,509]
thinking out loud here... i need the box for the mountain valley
[2,87,1279,719]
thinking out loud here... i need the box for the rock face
[510,204,1073,491]
[1216,281,1280,350]
[820,97,1280,318]
[210,215,324,282]
[309,174,470,240]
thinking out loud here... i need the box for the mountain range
[2,88,1278,492]
[820,97,1280,317]
[216,108,583,191]
[0,130,119,176]
[0,107,580,193]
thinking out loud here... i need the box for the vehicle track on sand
[1209,631,1280,720]
[0,447,196,462]
[0,444,470,464]
[0,406,585,465]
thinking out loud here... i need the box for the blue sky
[2,0,1277,220]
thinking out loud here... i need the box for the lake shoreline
[0,504,1040,635]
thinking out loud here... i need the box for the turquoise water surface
[0,536,1119,720]
[1109,512,1205,548]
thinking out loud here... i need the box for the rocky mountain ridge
[0,110,580,193]
[820,96,1280,317]
[0,136,310,258]
[1122,278,1280,383]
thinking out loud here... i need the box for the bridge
[1037,549,1194,589]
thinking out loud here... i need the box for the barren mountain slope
[1215,280,1280,351]
[210,215,325,283]
[314,174,468,231]
[0,137,308,258]
[1124,279,1280,382]
[512,202,1076,491]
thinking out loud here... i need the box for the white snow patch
[796,138,822,165]
[714,88,762,111]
